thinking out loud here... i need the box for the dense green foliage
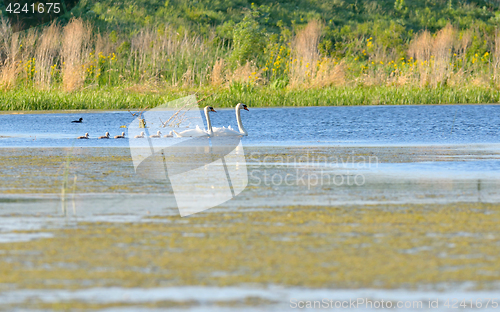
[73,1,499,61]
[4,0,500,58]
[74,0,500,34]
[3,0,500,109]
[71,0,500,47]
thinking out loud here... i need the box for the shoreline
[2,101,500,114]
[1,86,500,110]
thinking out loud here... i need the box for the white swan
[77,133,89,139]
[150,130,161,138]
[213,103,249,136]
[134,131,145,138]
[98,132,110,139]
[173,106,216,137]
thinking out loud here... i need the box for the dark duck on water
[72,118,83,123]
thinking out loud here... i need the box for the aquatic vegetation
[0,147,498,309]
[0,202,499,300]
[0,146,495,194]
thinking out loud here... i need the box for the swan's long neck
[204,107,213,135]
[236,104,247,136]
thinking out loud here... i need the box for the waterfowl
[72,118,83,123]
[173,106,216,137]
[150,130,161,138]
[114,132,126,139]
[163,131,173,138]
[213,103,249,136]
[77,133,89,139]
[98,132,110,139]
[134,131,145,138]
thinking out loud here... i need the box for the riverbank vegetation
[2,1,500,109]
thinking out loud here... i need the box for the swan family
[76,103,249,139]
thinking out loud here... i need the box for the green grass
[1,86,499,111]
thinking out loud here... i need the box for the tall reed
[61,18,91,91]
[289,20,322,87]
[34,22,60,88]
[0,20,19,89]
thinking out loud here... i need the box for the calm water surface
[0,104,499,147]
[0,105,499,209]
[0,104,498,205]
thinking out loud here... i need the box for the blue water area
[0,104,498,147]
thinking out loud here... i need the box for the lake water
[0,105,499,212]
[1,105,500,311]
[0,104,499,147]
